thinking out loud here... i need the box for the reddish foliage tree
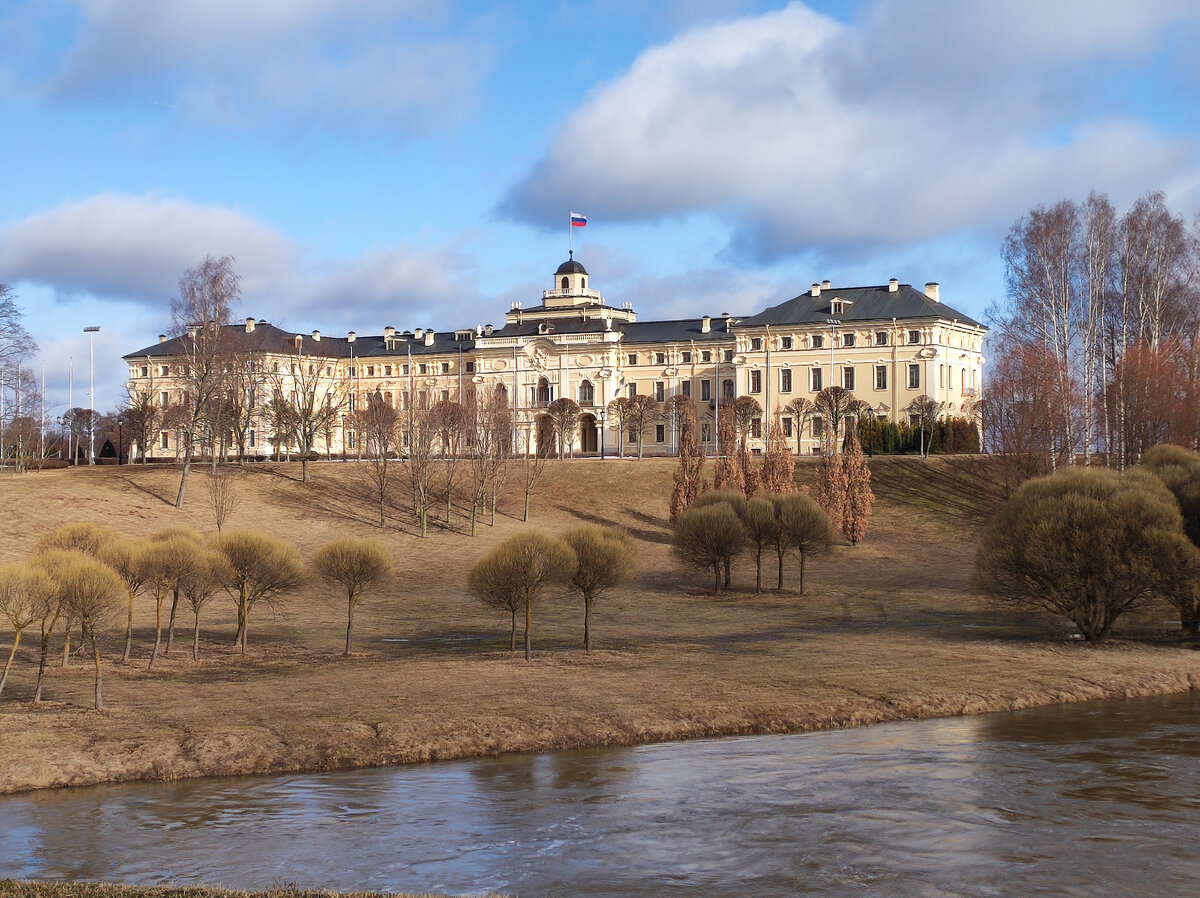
[669,397,705,523]
[841,430,874,545]
[713,406,744,494]
[759,412,795,495]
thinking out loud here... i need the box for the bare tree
[669,396,705,523]
[271,341,345,482]
[905,395,941,458]
[214,531,305,653]
[468,531,574,660]
[606,396,630,457]
[98,540,147,663]
[814,387,855,455]
[356,390,401,528]
[784,397,816,455]
[121,386,161,465]
[206,465,239,534]
[742,497,778,593]
[431,399,468,523]
[672,501,746,593]
[181,550,227,662]
[562,526,636,650]
[623,395,657,460]
[759,411,796,495]
[517,421,548,522]
[545,397,581,459]
[400,391,438,536]
[773,492,832,593]
[53,554,123,709]
[313,538,394,655]
[0,564,55,698]
[171,256,240,507]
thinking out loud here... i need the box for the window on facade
[441,362,450,374]
[681,351,692,363]
[908,364,920,389]
[875,331,888,346]
[908,330,921,344]
[682,381,692,397]
[724,349,735,362]
[843,333,856,348]
[402,364,409,375]
[781,336,793,350]
[961,368,967,393]
[831,301,843,314]
[722,378,735,399]
[939,364,945,388]
[140,366,149,378]
[347,394,356,412]
[843,366,855,391]
[628,383,637,398]
[655,381,665,402]
[383,391,393,407]
[750,369,762,393]
[701,422,712,443]
[812,334,824,349]
[366,366,375,377]
[751,418,762,439]
[349,366,356,378]
[656,352,666,365]
[249,430,256,448]
[875,365,887,390]
[628,353,638,365]
[160,365,170,376]
[384,365,392,376]
[811,368,823,392]
[419,363,428,375]
[347,431,356,449]
[701,379,711,401]
[466,361,475,373]
[441,390,450,401]
[751,337,763,351]
[160,431,169,449]
[701,350,712,362]
[780,368,792,393]
[580,380,594,405]
[655,424,665,443]
[783,416,793,438]
[160,391,169,407]
[811,417,824,438]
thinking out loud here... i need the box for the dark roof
[738,284,983,329]
[122,323,354,361]
[488,318,611,338]
[555,257,588,276]
[620,318,738,344]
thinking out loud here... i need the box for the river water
[2,691,1198,896]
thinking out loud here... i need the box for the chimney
[311,330,321,342]
[810,283,821,297]
[924,282,941,302]
[245,317,256,333]
[347,331,356,343]
[384,326,396,338]
[158,334,167,343]
[701,315,711,333]
[424,330,435,346]
[888,278,898,293]
[822,280,832,290]
[722,312,733,333]
[484,324,494,336]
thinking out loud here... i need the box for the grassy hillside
[0,456,1195,795]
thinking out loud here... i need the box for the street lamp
[865,406,875,457]
[84,326,100,465]
[598,409,606,460]
[116,416,125,466]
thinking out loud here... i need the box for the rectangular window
[724,349,735,362]
[812,418,824,438]
[441,390,450,402]
[160,365,170,376]
[843,366,855,391]
[875,331,888,346]
[441,362,451,374]
[655,381,665,402]
[701,379,711,401]
[780,368,792,393]
[655,352,666,365]
[812,334,824,349]
[628,383,637,398]
[419,363,428,375]
[465,361,475,373]
[249,430,256,448]
[939,364,945,388]
[751,337,763,351]
[655,424,665,443]
[781,336,793,350]
[751,418,762,439]
[366,365,375,377]
[908,364,920,389]
[160,391,169,407]
[723,379,735,399]
[140,366,149,378]
[160,431,169,449]
[701,350,712,363]
[349,366,356,378]
[681,351,692,363]
[908,329,921,345]
[347,432,356,449]
[682,381,692,397]
[628,353,638,365]
[750,369,762,393]
[783,416,793,438]
[384,365,392,376]
[402,364,410,376]
[811,368,823,392]
[843,333,856,348]
[875,365,887,390]
[701,423,712,443]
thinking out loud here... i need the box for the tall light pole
[84,326,100,465]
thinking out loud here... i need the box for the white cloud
[5,0,490,133]
[505,0,1200,260]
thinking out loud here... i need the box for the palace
[123,256,986,460]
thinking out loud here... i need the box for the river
[2,691,1198,896]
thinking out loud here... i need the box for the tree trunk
[176,445,193,508]
[523,490,531,522]
[755,548,762,593]
[799,550,806,595]
[149,597,163,670]
[713,562,722,593]
[723,556,732,589]
[379,497,386,529]
[192,611,201,662]
[232,595,247,650]
[776,548,785,590]
[302,455,310,483]
[491,482,498,525]
[90,633,103,710]
[584,597,592,651]
[509,610,517,652]
[523,600,532,661]
[123,591,135,662]
[61,622,72,668]
[344,595,355,655]
[34,630,51,702]
[0,629,20,698]
[165,588,180,654]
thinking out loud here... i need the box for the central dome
[555,257,588,276]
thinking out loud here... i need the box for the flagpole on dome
[569,211,587,257]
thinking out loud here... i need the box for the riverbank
[0,882,445,897]
[1,457,1197,795]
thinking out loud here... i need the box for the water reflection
[1,692,1198,896]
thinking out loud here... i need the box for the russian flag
[570,211,587,227]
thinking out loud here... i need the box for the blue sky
[3,0,1200,413]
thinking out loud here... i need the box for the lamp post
[865,406,874,457]
[116,416,125,466]
[84,326,100,465]
[598,409,606,460]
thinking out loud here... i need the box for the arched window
[537,377,551,406]
[579,380,594,405]
[582,277,587,288]
[722,378,735,399]
[561,276,569,289]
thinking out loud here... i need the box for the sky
[3,0,1200,414]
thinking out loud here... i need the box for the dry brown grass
[1,456,1197,795]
